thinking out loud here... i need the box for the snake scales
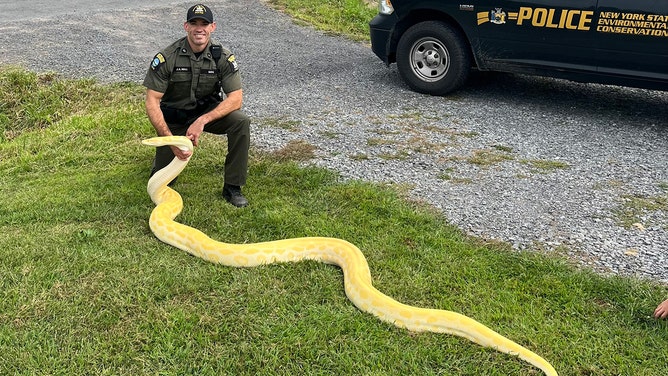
[142,136,558,375]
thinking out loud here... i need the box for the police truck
[369,0,668,95]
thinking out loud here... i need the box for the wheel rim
[409,38,450,82]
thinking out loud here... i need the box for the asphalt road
[1,0,667,281]
[0,0,165,22]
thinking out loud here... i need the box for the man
[143,4,250,207]
[655,298,668,319]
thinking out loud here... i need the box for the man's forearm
[145,94,171,136]
[198,89,243,125]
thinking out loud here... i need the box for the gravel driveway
[2,0,667,282]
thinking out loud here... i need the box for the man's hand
[654,299,668,319]
[170,145,192,160]
[183,89,244,147]
[186,117,207,147]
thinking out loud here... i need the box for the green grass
[614,186,668,230]
[267,0,378,41]
[1,10,668,375]
[0,67,140,142]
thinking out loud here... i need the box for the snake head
[142,136,193,152]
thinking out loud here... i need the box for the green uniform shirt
[143,37,241,111]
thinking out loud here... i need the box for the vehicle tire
[396,21,471,96]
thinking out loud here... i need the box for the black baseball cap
[187,4,214,23]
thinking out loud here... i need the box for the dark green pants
[152,110,250,186]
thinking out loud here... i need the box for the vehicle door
[474,0,598,71]
[594,0,668,82]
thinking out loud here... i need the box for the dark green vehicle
[370,0,668,95]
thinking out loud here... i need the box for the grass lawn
[1,2,667,374]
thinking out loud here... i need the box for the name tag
[174,67,191,72]
[200,69,220,75]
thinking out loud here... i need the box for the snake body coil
[142,136,558,376]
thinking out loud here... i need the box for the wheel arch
[388,10,476,69]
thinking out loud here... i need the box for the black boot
[223,184,248,207]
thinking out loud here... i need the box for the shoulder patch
[150,53,166,71]
[227,55,239,72]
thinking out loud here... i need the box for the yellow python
[142,136,558,376]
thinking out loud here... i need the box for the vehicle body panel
[369,0,668,92]
[595,0,668,82]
